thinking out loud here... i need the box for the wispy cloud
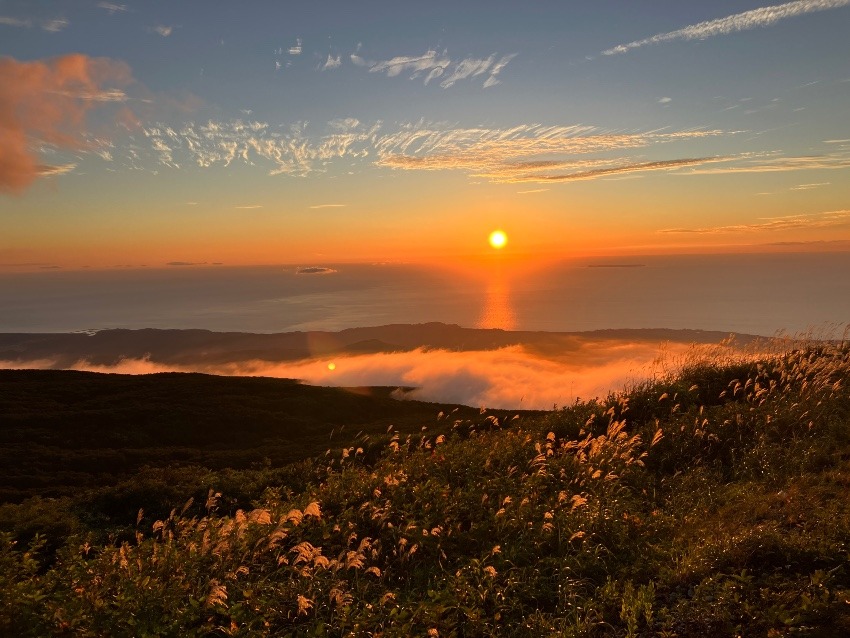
[321,54,341,71]
[659,209,850,234]
[309,204,347,209]
[517,188,549,194]
[37,163,77,177]
[234,204,263,209]
[134,118,729,185]
[678,150,850,174]
[148,136,177,168]
[289,38,302,55]
[375,123,727,183]
[506,157,727,183]
[365,49,517,89]
[658,96,672,104]
[43,17,68,32]
[369,50,451,82]
[602,0,850,56]
[0,16,29,27]
[140,118,377,176]
[791,182,829,190]
[0,15,68,31]
[152,25,173,37]
[52,88,129,103]
[483,54,518,88]
[97,3,129,14]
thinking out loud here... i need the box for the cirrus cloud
[658,209,850,234]
[135,118,731,185]
[602,0,850,56]
[365,49,517,89]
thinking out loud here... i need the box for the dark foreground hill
[0,369,528,503]
[1,342,849,636]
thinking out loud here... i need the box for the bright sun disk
[489,230,507,249]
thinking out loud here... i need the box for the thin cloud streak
[376,125,727,183]
[679,150,850,174]
[365,49,517,89]
[37,163,77,177]
[0,16,30,27]
[658,209,850,234]
[602,0,850,56]
[97,3,129,14]
[0,15,68,31]
[791,182,829,190]
[502,157,728,184]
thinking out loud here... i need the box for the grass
[0,338,849,636]
[0,369,529,502]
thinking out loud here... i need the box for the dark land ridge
[0,322,761,368]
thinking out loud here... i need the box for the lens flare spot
[489,230,507,249]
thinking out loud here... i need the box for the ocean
[1,252,849,337]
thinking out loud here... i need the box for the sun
[488,229,508,249]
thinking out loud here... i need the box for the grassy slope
[1,344,849,636]
[0,369,527,502]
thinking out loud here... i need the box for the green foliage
[0,342,849,635]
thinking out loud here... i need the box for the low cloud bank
[1,340,733,409]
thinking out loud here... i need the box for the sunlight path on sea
[476,270,516,331]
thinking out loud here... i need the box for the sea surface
[2,252,849,337]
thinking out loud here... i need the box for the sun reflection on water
[477,275,516,330]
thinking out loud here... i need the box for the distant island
[586,263,646,268]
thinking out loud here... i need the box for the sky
[2,0,850,270]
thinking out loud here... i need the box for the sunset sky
[2,0,850,269]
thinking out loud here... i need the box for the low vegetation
[1,339,849,636]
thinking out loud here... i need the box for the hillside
[0,369,530,532]
[1,342,849,636]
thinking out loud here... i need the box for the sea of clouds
[1,340,730,410]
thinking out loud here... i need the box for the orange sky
[1,3,849,270]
